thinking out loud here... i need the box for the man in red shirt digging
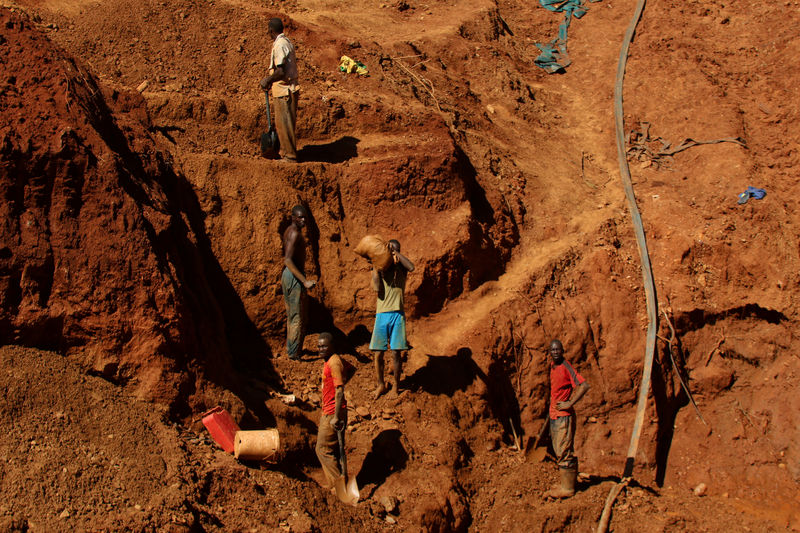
[546,339,590,499]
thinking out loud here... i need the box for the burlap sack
[354,235,392,272]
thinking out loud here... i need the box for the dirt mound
[0,7,272,412]
[14,0,520,344]
[0,345,382,532]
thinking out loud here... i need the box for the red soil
[0,0,798,530]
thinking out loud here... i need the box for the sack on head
[354,235,392,272]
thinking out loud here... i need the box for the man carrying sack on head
[260,17,299,162]
[369,239,414,399]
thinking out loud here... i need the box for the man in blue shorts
[370,239,414,399]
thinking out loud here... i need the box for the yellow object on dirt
[339,55,369,76]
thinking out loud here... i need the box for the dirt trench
[1,0,799,530]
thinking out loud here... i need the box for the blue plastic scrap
[737,186,767,205]
[534,0,601,73]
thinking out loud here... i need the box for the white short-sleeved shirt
[269,33,299,97]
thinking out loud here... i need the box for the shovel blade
[260,130,280,158]
[334,475,359,505]
[529,446,548,463]
[346,477,359,502]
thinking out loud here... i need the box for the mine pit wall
[449,209,800,503]
[116,6,525,346]
[176,104,518,352]
[0,0,530,360]
[0,11,275,416]
[3,2,798,524]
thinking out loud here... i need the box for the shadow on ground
[356,429,408,498]
[299,136,359,163]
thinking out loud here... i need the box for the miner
[315,332,350,486]
[259,17,300,162]
[545,339,590,498]
[281,205,316,360]
[369,239,414,399]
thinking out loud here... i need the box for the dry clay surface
[1,0,799,530]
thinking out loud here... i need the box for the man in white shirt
[259,18,300,162]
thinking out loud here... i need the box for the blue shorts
[370,311,408,351]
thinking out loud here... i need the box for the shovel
[334,427,359,505]
[260,91,280,158]
[525,416,552,463]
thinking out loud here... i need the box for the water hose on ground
[613,0,653,482]
[598,0,652,531]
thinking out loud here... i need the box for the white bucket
[234,429,280,461]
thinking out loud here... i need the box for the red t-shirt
[549,360,586,419]
[322,355,350,415]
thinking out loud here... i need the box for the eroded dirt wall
[18,0,524,350]
[0,8,271,411]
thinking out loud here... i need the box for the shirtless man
[282,205,316,360]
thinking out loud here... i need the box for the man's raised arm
[394,250,414,272]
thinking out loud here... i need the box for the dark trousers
[281,267,306,358]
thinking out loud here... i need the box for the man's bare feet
[373,384,389,399]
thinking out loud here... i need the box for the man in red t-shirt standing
[546,339,590,498]
[315,332,350,487]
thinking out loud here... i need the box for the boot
[545,466,577,499]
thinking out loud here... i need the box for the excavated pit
[1,0,799,530]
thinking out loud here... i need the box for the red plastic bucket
[201,406,240,453]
